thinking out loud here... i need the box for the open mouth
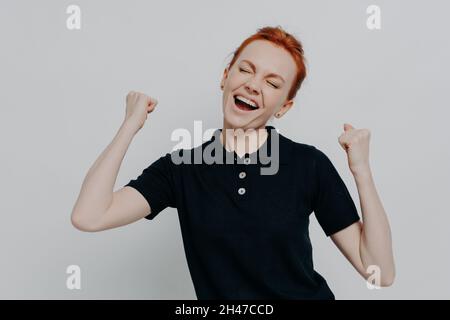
[233,95,259,111]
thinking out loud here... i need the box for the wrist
[120,120,139,136]
[350,164,372,177]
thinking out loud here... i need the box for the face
[220,39,297,131]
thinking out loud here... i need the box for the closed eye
[239,68,279,89]
[268,82,279,89]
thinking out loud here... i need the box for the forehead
[236,40,297,81]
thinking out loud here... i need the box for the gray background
[1,0,449,299]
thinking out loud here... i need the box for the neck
[220,120,269,157]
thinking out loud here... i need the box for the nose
[244,78,261,95]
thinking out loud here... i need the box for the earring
[276,113,281,118]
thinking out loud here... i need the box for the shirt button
[239,171,246,179]
[244,158,251,165]
[238,187,246,195]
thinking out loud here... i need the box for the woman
[71,26,395,299]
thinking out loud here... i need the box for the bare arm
[331,124,395,287]
[71,91,158,232]
[331,168,395,286]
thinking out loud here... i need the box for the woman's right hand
[123,91,158,133]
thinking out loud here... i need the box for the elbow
[362,264,396,287]
[379,268,396,287]
[381,263,396,287]
[71,212,101,233]
[363,274,395,288]
[380,274,395,287]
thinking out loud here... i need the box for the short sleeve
[124,153,177,220]
[311,147,360,237]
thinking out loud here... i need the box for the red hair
[227,26,307,101]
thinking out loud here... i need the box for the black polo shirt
[124,125,360,300]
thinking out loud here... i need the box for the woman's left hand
[338,123,371,175]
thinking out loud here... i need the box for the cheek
[228,75,242,87]
[262,93,281,109]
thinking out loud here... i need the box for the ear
[220,67,229,90]
[276,99,294,118]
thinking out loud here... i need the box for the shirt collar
[207,125,292,165]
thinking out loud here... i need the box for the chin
[223,107,249,129]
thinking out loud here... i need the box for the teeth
[236,95,258,109]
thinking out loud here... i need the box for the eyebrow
[240,59,286,83]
